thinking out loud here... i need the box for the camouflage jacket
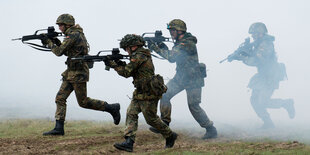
[153,32,204,89]
[243,35,287,89]
[114,47,160,100]
[47,24,89,82]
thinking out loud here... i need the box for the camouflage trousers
[250,88,292,123]
[124,98,173,141]
[55,81,107,121]
[160,78,213,128]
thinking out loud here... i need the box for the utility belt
[133,90,161,101]
[133,74,167,97]
[177,63,207,78]
[65,58,85,70]
[133,76,152,92]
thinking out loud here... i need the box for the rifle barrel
[219,58,227,63]
[11,38,22,41]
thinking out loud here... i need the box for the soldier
[41,14,121,136]
[227,22,295,128]
[148,19,217,139]
[109,34,177,152]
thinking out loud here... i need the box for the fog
[1,0,309,142]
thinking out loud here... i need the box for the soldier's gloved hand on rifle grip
[147,40,155,50]
[115,60,126,66]
[148,41,161,52]
[105,60,119,68]
[227,54,234,62]
[157,42,168,50]
[52,38,61,46]
[41,34,49,46]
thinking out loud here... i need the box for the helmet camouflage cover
[248,22,268,34]
[167,19,187,32]
[56,14,75,26]
[120,34,145,50]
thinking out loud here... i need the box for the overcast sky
[0,0,309,135]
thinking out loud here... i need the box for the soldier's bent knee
[78,98,89,108]
[145,117,158,126]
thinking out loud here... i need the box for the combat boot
[165,132,178,148]
[104,103,121,125]
[114,137,134,152]
[149,120,169,134]
[43,120,64,136]
[202,125,218,139]
[283,99,295,119]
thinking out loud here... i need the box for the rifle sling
[23,41,51,52]
[151,53,165,60]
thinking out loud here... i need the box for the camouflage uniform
[46,20,108,121]
[150,30,213,129]
[113,47,172,141]
[239,22,295,128]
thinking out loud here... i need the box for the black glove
[41,34,49,45]
[157,42,168,50]
[115,60,126,66]
[104,60,119,68]
[52,38,61,46]
[147,40,155,50]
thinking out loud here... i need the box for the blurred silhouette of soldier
[226,22,295,128]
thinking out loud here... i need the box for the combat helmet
[120,34,145,50]
[167,19,187,32]
[248,22,268,34]
[56,14,75,26]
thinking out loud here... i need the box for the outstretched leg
[73,82,120,125]
[186,88,217,139]
[141,99,177,148]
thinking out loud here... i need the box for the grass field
[0,119,309,154]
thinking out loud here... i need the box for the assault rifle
[12,26,63,51]
[71,48,129,70]
[219,37,254,63]
[142,30,171,60]
[142,30,171,44]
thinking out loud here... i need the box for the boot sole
[113,144,133,152]
[43,133,64,136]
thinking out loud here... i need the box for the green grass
[0,119,309,154]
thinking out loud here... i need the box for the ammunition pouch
[133,74,167,97]
[150,74,167,96]
[66,58,86,70]
[199,63,207,78]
